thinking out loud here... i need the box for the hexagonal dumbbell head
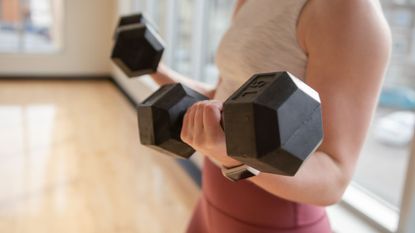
[111,14,164,77]
[223,72,323,176]
[137,83,208,158]
[113,13,146,40]
[118,13,145,28]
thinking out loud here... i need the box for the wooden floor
[0,80,199,233]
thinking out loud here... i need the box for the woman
[151,0,391,232]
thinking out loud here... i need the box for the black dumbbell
[223,72,323,175]
[111,13,164,77]
[137,83,209,158]
[137,71,323,176]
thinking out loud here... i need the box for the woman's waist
[202,158,327,228]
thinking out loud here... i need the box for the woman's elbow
[318,187,346,206]
[317,169,351,206]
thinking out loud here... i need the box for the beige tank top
[215,0,308,102]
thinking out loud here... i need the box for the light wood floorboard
[0,80,199,233]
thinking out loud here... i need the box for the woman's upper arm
[300,0,391,177]
[232,0,247,20]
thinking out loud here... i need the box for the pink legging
[186,159,331,233]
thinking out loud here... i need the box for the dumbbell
[137,72,323,176]
[111,13,164,77]
[138,83,209,158]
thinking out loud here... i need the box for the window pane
[0,0,22,51]
[353,0,415,208]
[173,0,193,76]
[0,0,60,53]
[23,0,55,52]
[133,0,167,36]
[137,0,192,76]
[147,0,167,37]
[203,0,233,85]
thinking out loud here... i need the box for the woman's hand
[180,100,242,167]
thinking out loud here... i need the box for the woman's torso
[214,0,308,102]
[203,0,330,231]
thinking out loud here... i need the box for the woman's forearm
[247,151,349,206]
[206,145,349,206]
[151,64,216,98]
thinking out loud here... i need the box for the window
[131,0,233,82]
[0,0,62,53]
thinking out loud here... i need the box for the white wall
[0,0,116,77]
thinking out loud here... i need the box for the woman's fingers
[203,101,223,137]
[194,102,204,133]
[211,100,223,111]
[181,100,224,148]
[181,104,196,143]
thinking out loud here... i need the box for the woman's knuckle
[180,131,188,142]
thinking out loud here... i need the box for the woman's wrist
[217,154,244,168]
[202,147,243,168]
[155,63,169,75]
[149,63,177,86]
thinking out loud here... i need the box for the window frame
[396,134,415,233]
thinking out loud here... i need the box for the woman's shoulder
[307,0,386,24]
[302,0,383,15]
[298,0,391,57]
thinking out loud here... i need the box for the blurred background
[0,0,414,232]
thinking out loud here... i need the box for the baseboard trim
[0,75,111,81]
[109,78,139,108]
